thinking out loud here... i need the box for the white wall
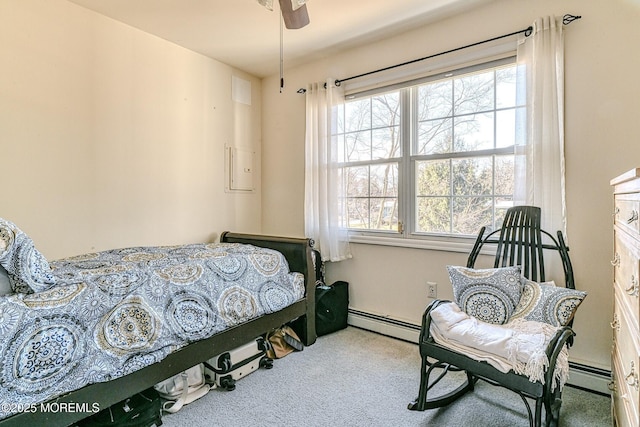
[0,0,263,260]
[262,0,640,371]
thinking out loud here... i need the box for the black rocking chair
[408,206,577,427]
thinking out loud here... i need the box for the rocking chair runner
[408,206,578,427]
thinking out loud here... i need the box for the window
[334,58,521,239]
[337,92,401,231]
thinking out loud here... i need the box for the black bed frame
[0,232,316,427]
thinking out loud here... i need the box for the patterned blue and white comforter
[0,238,304,419]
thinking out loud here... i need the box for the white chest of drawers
[611,168,640,427]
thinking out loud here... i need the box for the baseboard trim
[347,309,611,396]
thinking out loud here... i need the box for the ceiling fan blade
[256,0,274,11]
[278,0,309,29]
[291,0,307,11]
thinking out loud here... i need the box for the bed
[0,219,316,427]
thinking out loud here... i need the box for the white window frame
[341,56,520,253]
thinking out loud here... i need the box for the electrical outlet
[427,282,437,298]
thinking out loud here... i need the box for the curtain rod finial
[563,14,581,25]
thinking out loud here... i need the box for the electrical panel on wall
[225,145,255,192]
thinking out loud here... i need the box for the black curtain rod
[297,14,581,94]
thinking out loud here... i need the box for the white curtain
[514,16,567,237]
[304,79,352,262]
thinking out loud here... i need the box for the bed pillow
[510,278,587,327]
[447,265,523,325]
[0,218,56,294]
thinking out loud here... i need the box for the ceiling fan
[257,0,310,29]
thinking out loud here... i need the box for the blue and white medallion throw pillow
[447,265,522,325]
[0,218,57,294]
[510,278,587,327]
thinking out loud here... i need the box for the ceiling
[67,0,495,78]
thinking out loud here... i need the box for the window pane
[345,131,371,162]
[452,157,493,196]
[416,118,452,155]
[347,198,369,229]
[417,197,450,233]
[418,80,452,120]
[372,126,401,159]
[345,98,371,132]
[344,163,399,232]
[496,109,516,148]
[416,160,450,196]
[372,92,400,127]
[370,198,398,230]
[345,166,369,197]
[452,196,492,235]
[454,112,494,152]
[454,70,494,115]
[370,163,398,197]
[495,155,514,196]
[496,66,517,109]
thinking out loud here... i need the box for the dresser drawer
[612,347,640,427]
[614,230,640,329]
[612,293,639,361]
[612,296,640,425]
[615,196,640,238]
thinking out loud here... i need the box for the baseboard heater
[347,308,611,396]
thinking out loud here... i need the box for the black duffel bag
[290,250,349,339]
[316,280,349,336]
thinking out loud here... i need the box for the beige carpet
[160,327,612,427]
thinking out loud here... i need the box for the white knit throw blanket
[429,302,570,391]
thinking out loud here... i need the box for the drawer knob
[627,209,639,224]
[611,253,620,267]
[610,313,620,331]
[613,207,620,217]
[625,361,639,391]
[625,276,639,297]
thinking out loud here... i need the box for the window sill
[348,233,477,254]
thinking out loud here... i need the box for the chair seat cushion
[429,301,569,391]
[447,266,523,325]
